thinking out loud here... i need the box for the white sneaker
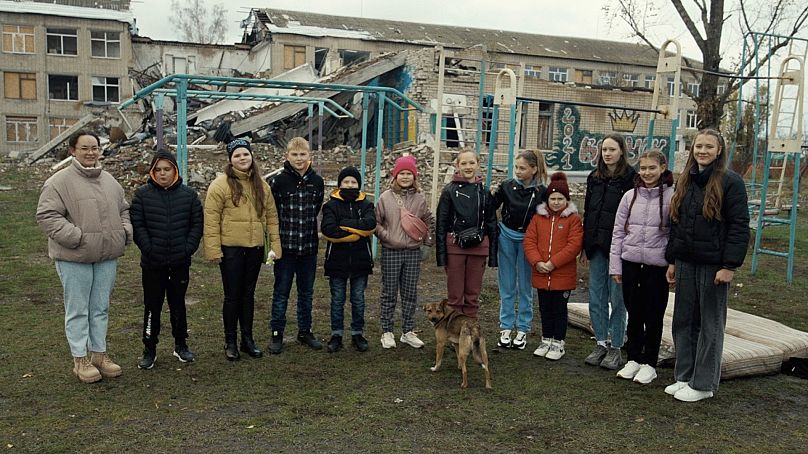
[616,360,641,380]
[498,329,512,348]
[511,331,528,350]
[633,364,657,384]
[674,384,714,402]
[545,339,565,360]
[380,332,396,349]
[400,331,424,349]
[533,337,552,357]
[664,381,689,396]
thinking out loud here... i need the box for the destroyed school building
[2,3,725,175]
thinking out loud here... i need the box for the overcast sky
[130,0,709,58]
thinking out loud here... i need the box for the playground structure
[731,33,806,284]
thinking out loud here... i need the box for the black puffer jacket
[321,189,376,278]
[131,151,204,269]
[582,166,637,258]
[492,178,546,232]
[665,165,749,268]
[436,174,498,267]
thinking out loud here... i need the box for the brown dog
[423,299,492,389]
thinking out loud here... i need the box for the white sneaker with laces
[498,329,512,348]
[380,332,396,349]
[616,360,641,380]
[533,337,552,357]
[633,364,657,384]
[400,331,424,349]
[511,331,528,350]
[545,339,565,360]
[664,381,689,396]
[674,384,714,402]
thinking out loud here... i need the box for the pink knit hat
[392,155,417,178]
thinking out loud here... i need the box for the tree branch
[671,0,707,51]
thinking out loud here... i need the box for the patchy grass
[1,162,806,452]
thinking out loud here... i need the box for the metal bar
[155,92,165,151]
[486,105,500,188]
[430,46,446,211]
[176,79,188,182]
[507,103,517,179]
[373,92,386,258]
[360,92,369,189]
[307,104,313,144]
[153,89,355,118]
[476,59,487,154]
[786,152,800,283]
[758,249,789,258]
[668,117,679,172]
[516,96,665,115]
[317,102,324,152]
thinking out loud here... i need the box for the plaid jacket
[269,161,324,256]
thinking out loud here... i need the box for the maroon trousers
[446,253,487,318]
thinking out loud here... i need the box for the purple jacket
[609,184,674,275]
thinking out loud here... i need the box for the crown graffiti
[609,110,641,132]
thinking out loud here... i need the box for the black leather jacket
[435,175,498,267]
[492,178,546,233]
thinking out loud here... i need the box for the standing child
[582,133,637,370]
[664,129,749,402]
[203,139,281,361]
[609,150,674,384]
[131,150,203,368]
[523,172,583,360]
[492,149,547,350]
[268,137,326,354]
[436,149,498,318]
[375,155,434,349]
[321,167,377,353]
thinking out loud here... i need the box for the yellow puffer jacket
[203,169,281,261]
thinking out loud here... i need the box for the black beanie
[226,138,251,159]
[338,166,362,187]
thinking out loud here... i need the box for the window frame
[623,73,640,87]
[5,115,38,143]
[687,82,701,97]
[91,76,120,103]
[524,64,542,79]
[686,110,698,129]
[599,71,617,86]
[48,117,79,139]
[2,25,35,54]
[48,74,80,101]
[283,45,306,69]
[3,72,37,100]
[46,28,78,56]
[90,30,121,59]
[548,66,568,82]
[644,75,656,89]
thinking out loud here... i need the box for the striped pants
[379,247,422,333]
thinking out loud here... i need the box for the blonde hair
[454,148,480,165]
[287,137,310,152]
[516,149,548,184]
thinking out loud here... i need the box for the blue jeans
[55,260,118,357]
[271,253,317,333]
[587,249,626,347]
[329,275,368,336]
[497,232,534,332]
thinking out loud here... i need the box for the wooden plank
[27,114,96,163]
[230,52,408,137]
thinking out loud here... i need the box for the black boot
[352,334,369,352]
[224,339,240,361]
[297,331,323,350]
[240,334,263,358]
[268,330,284,354]
[326,335,343,353]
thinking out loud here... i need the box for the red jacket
[523,202,583,291]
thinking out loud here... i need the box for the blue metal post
[476,59,487,153]
[485,105,500,188]
[646,118,656,147]
[317,102,324,151]
[786,152,799,283]
[372,92,386,257]
[360,93,369,181]
[506,103,517,179]
[175,78,188,182]
[750,132,773,274]
[668,117,679,171]
[154,92,165,151]
[307,104,313,144]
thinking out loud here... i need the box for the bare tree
[606,0,808,128]
[169,0,228,44]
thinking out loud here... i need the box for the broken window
[48,75,79,100]
[2,25,35,53]
[47,28,78,56]
[623,73,640,87]
[339,49,370,66]
[91,31,120,58]
[314,47,328,74]
[599,71,617,86]
[575,69,593,84]
[4,72,37,99]
[6,116,38,142]
[284,45,306,69]
[537,102,553,150]
[92,76,119,103]
[49,117,78,139]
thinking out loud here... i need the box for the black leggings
[537,289,570,340]
[622,260,669,365]
[219,246,263,342]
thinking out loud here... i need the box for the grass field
[1,161,806,453]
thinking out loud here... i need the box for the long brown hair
[224,159,266,217]
[594,133,630,179]
[517,149,548,185]
[670,128,727,222]
[624,150,673,233]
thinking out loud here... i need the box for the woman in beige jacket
[204,139,280,361]
[36,130,132,383]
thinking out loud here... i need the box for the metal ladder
[750,47,805,283]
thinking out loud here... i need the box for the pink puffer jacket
[609,184,673,275]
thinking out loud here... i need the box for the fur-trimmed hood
[536,201,578,217]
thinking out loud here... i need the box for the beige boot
[90,352,122,378]
[73,356,102,383]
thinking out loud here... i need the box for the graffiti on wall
[549,104,669,171]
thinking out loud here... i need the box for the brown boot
[90,352,122,378]
[73,356,102,383]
